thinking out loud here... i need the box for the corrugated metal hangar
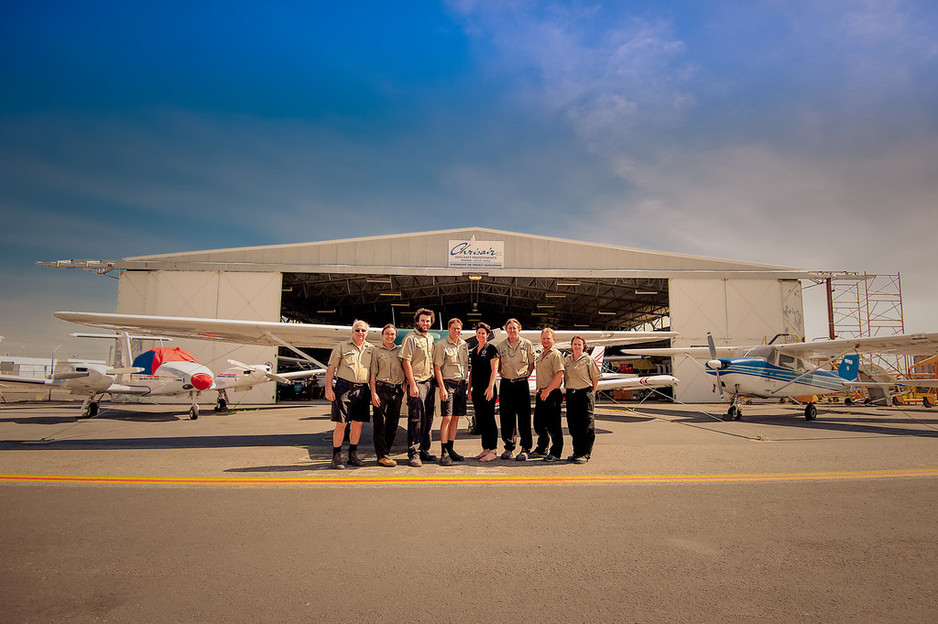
[89,227,813,404]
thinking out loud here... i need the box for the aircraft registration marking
[2,469,937,487]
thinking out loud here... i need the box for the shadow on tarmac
[621,404,938,438]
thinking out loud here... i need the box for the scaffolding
[826,273,909,379]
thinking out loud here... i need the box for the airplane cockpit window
[778,354,795,369]
[745,345,774,362]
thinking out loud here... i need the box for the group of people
[323,308,601,469]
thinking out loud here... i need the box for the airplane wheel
[805,404,817,421]
[892,396,901,406]
[215,399,227,413]
[923,396,933,409]
[725,405,741,421]
[189,405,199,420]
[84,402,98,418]
[844,398,853,406]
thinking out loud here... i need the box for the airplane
[623,331,938,421]
[0,332,323,418]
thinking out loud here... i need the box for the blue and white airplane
[625,331,938,420]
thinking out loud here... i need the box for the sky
[1,0,937,360]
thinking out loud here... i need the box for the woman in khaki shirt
[563,335,600,464]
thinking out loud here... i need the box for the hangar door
[669,278,804,403]
[117,270,282,405]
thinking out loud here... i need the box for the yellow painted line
[1,469,937,486]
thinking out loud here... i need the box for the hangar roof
[119,227,804,279]
[42,228,816,331]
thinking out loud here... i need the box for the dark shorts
[440,379,468,417]
[330,378,371,423]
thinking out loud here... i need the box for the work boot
[330,450,345,470]
[448,444,464,462]
[347,448,365,467]
[440,450,453,466]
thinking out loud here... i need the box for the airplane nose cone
[190,372,213,390]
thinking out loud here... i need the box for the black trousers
[499,378,532,452]
[534,388,564,456]
[565,388,595,458]
[471,385,498,450]
[406,379,435,457]
[373,382,403,458]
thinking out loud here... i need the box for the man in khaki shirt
[433,318,469,466]
[533,327,565,461]
[324,320,375,469]
[370,323,404,467]
[495,318,536,460]
[400,308,437,467]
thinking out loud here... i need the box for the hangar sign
[447,240,504,268]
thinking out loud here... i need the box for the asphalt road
[2,399,937,623]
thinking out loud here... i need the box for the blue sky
[2,0,937,358]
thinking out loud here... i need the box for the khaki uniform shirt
[328,338,374,384]
[433,336,469,381]
[400,330,435,382]
[535,346,565,391]
[563,353,601,390]
[496,337,536,380]
[371,344,404,384]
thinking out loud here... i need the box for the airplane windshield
[744,345,774,361]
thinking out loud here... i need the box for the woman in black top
[468,322,500,461]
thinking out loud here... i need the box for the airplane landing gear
[723,394,742,421]
[188,404,199,420]
[80,396,100,418]
[214,389,229,413]
[804,403,817,421]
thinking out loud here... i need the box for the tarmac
[1,397,937,623]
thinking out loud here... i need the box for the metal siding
[117,271,281,405]
[669,277,801,402]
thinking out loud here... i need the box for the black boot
[347,444,365,467]
[330,447,345,470]
[447,441,464,462]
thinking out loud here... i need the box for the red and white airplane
[0,332,323,418]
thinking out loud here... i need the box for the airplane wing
[774,333,938,358]
[55,311,384,349]
[54,311,677,349]
[0,374,56,386]
[517,329,677,348]
[620,346,751,358]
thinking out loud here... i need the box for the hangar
[50,227,817,404]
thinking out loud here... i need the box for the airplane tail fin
[590,346,606,368]
[838,354,860,381]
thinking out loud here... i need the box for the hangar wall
[669,278,804,402]
[117,271,282,405]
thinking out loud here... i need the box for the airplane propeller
[227,359,291,384]
[706,332,725,397]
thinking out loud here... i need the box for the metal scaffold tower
[826,273,908,379]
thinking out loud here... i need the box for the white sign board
[447,240,504,268]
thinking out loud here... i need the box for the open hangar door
[278,271,674,362]
[667,278,805,403]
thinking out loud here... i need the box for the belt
[502,377,529,382]
[566,387,591,393]
[376,380,402,388]
[337,378,368,387]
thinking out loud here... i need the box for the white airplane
[0,332,323,418]
[623,332,938,420]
